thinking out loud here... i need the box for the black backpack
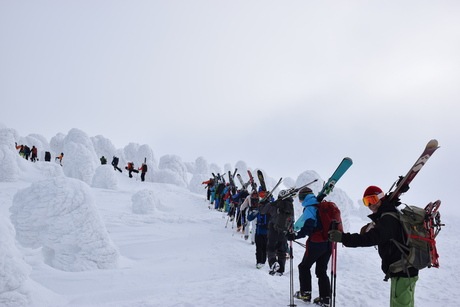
[273,199,295,234]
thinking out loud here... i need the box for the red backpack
[310,201,343,242]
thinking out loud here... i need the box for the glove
[396,176,410,193]
[286,232,296,241]
[259,198,270,205]
[328,230,343,242]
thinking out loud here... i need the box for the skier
[328,186,418,307]
[287,187,341,306]
[125,162,139,178]
[202,178,215,202]
[240,191,259,239]
[247,202,269,269]
[23,145,31,160]
[111,156,122,172]
[138,163,148,182]
[259,190,294,276]
[30,146,38,162]
[55,153,64,165]
[100,156,107,165]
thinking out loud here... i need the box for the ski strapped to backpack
[247,170,258,192]
[317,157,353,202]
[382,139,443,280]
[388,139,439,201]
[279,179,319,201]
[259,177,283,203]
[257,170,267,192]
[383,201,444,281]
[294,158,352,231]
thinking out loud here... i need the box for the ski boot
[313,296,330,307]
[268,262,280,275]
[294,291,311,303]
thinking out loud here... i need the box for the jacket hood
[301,194,318,208]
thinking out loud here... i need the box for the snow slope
[1,126,458,307]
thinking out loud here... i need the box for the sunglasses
[363,192,385,207]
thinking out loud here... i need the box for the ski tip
[344,157,353,163]
[426,139,439,149]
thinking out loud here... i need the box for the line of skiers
[203,176,420,307]
[14,144,148,181]
[15,142,59,164]
[203,177,336,306]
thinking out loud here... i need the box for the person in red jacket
[138,163,148,182]
[30,146,38,162]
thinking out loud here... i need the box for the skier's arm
[295,218,315,239]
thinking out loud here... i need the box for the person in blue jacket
[287,187,331,307]
[247,202,270,269]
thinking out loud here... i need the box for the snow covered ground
[1,126,459,307]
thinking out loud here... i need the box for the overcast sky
[1,1,459,213]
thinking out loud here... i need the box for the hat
[363,186,383,197]
[298,187,314,201]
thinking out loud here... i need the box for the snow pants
[254,233,268,264]
[267,230,287,273]
[298,240,331,298]
[390,276,418,307]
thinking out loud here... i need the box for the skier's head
[298,187,313,202]
[278,190,288,199]
[363,186,385,213]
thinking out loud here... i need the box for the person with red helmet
[329,186,418,307]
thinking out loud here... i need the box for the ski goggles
[362,192,385,207]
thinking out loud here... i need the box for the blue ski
[294,157,353,231]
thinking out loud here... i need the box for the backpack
[273,199,295,234]
[383,201,443,277]
[310,201,343,242]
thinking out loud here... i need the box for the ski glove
[286,232,296,241]
[328,230,343,242]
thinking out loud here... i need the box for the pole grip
[331,219,339,231]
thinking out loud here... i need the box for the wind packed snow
[0,125,458,307]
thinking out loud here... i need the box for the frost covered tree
[49,132,66,158]
[91,135,117,162]
[155,154,188,188]
[209,163,221,176]
[10,177,119,272]
[62,128,99,185]
[0,216,32,307]
[194,156,209,175]
[189,156,211,194]
[0,127,21,182]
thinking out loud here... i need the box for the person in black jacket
[329,186,419,307]
[259,190,294,276]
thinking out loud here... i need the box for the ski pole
[288,235,297,307]
[330,220,339,307]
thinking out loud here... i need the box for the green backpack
[383,201,443,280]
